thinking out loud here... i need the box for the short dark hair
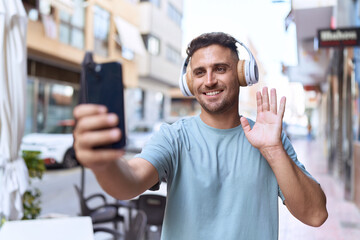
[186,32,239,59]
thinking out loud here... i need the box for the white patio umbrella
[0,0,29,220]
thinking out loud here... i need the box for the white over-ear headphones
[179,39,259,97]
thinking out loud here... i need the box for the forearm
[261,146,328,227]
[91,158,159,200]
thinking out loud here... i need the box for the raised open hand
[240,87,286,151]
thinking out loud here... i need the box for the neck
[199,109,241,129]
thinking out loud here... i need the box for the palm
[241,88,286,150]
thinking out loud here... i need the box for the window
[47,84,76,128]
[155,92,164,119]
[140,0,160,8]
[125,88,145,122]
[142,34,160,56]
[59,0,85,49]
[93,5,110,57]
[25,77,79,134]
[25,77,35,135]
[167,3,182,26]
[166,44,181,64]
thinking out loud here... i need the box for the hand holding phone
[79,52,126,149]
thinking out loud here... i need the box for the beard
[196,86,239,114]
[197,95,235,114]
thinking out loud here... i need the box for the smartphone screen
[81,60,126,149]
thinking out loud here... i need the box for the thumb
[240,116,251,135]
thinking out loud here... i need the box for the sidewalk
[279,139,360,240]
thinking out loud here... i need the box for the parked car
[125,122,163,153]
[284,123,308,140]
[20,119,78,168]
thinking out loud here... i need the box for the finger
[279,96,286,119]
[75,113,119,134]
[73,104,107,119]
[262,87,270,111]
[240,116,251,136]
[270,88,277,114]
[256,91,263,113]
[77,128,122,149]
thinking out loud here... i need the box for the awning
[114,16,146,55]
[292,0,336,10]
[293,6,333,40]
[41,0,74,15]
[284,0,336,86]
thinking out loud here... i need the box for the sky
[181,0,298,84]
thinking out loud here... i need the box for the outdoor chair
[93,210,147,240]
[74,184,127,230]
[132,194,166,240]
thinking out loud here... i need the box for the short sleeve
[135,124,178,182]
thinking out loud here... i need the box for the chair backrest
[74,184,92,216]
[137,194,166,226]
[126,210,147,240]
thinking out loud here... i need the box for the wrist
[259,144,287,166]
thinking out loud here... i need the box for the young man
[73,32,327,239]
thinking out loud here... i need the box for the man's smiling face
[190,44,240,115]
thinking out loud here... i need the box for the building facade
[22,0,184,134]
[283,0,360,208]
[132,0,184,128]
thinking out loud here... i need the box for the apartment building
[129,0,184,128]
[22,0,184,134]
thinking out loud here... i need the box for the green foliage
[0,216,5,227]
[22,189,41,220]
[21,151,46,220]
[22,151,45,180]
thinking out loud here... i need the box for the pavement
[279,139,360,240]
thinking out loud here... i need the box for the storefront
[319,27,360,201]
[25,59,80,135]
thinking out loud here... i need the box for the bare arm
[240,87,328,227]
[73,104,159,200]
[260,146,327,226]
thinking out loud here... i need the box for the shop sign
[317,27,360,48]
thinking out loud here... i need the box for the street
[33,152,139,218]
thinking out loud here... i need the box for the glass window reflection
[93,5,110,57]
[59,0,85,49]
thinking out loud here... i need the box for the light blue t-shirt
[137,115,314,240]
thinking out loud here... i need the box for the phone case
[80,52,126,149]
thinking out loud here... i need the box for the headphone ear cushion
[249,60,259,85]
[237,60,247,86]
[185,64,194,95]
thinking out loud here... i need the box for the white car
[125,122,163,153]
[20,120,78,168]
[284,123,309,140]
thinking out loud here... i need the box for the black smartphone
[80,53,126,149]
